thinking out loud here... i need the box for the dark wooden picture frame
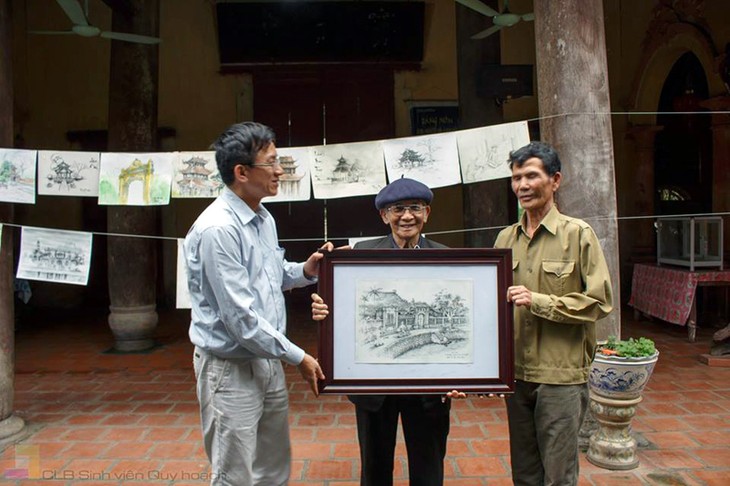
[317,248,514,395]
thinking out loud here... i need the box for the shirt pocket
[262,247,285,288]
[541,260,576,295]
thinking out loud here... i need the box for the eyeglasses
[386,204,427,216]
[249,160,282,169]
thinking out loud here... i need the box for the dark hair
[211,122,276,185]
[508,141,561,176]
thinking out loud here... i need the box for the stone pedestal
[587,392,642,470]
[108,304,158,352]
[0,415,25,440]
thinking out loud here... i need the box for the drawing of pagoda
[177,156,219,197]
[47,156,82,190]
[331,155,360,183]
[278,155,304,195]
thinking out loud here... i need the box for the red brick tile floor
[1,303,729,485]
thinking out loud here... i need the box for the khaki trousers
[506,380,589,486]
[193,348,291,486]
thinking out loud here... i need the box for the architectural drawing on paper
[310,141,386,199]
[355,279,473,364]
[99,152,173,206]
[0,148,37,204]
[175,155,223,198]
[458,121,530,184]
[382,133,461,189]
[17,227,93,286]
[38,151,100,196]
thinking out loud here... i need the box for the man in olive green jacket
[494,141,613,486]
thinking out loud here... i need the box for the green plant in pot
[586,336,660,470]
[601,336,657,357]
[589,336,659,399]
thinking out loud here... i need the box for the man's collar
[518,205,560,236]
[222,186,269,225]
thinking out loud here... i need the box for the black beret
[374,177,433,210]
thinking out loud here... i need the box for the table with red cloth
[629,263,730,342]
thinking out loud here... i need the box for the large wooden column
[626,126,662,254]
[456,0,510,248]
[106,0,160,351]
[533,0,620,341]
[0,0,25,440]
[700,96,730,254]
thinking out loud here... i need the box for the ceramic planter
[588,351,659,399]
[586,350,659,470]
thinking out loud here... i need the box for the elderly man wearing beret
[312,177,452,486]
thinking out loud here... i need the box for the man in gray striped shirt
[185,122,331,485]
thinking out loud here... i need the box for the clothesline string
[2,211,729,243]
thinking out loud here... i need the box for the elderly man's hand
[507,285,532,307]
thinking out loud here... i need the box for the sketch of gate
[118,159,154,204]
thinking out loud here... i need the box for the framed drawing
[317,248,514,395]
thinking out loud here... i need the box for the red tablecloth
[629,264,730,325]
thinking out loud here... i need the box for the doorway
[655,52,713,215]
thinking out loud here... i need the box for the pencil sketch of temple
[45,154,96,191]
[356,285,472,363]
[331,155,361,183]
[29,240,85,272]
[278,155,305,195]
[397,148,427,169]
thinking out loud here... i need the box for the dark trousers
[354,395,450,486]
[506,380,589,486]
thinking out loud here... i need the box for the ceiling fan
[456,0,534,39]
[29,0,161,44]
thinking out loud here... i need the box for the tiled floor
[1,303,729,485]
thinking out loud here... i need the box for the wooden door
[253,67,395,262]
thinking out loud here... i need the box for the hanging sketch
[355,279,473,364]
[98,152,174,205]
[310,141,387,200]
[37,150,100,196]
[457,121,530,184]
[262,146,312,203]
[17,226,93,286]
[0,148,37,204]
[176,239,191,309]
[171,151,224,198]
[382,132,461,188]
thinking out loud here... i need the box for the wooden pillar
[626,125,663,252]
[106,0,160,351]
[699,96,730,255]
[533,0,620,341]
[0,0,25,440]
[456,0,510,248]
